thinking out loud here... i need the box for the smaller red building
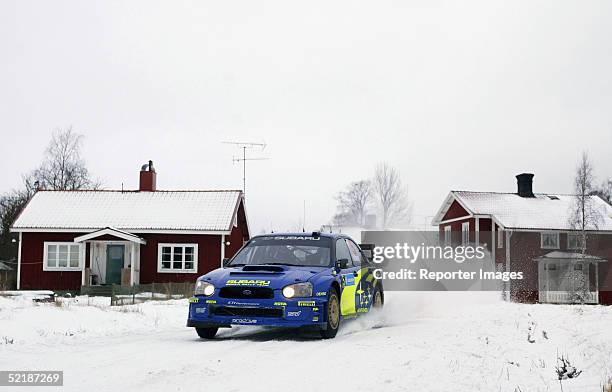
[11,162,250,292]
[432,173,612,304]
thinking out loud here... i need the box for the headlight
[282,282,313,298]
[194,280,215,296]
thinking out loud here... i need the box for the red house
[10,162,250,292]
[432,173,612,304]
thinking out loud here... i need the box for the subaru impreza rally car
[187,232,383,339]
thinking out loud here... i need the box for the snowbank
[0,293,611,392]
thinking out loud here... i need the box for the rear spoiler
[359,243,375,263]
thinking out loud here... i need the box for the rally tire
[196,327,218,339]
[372,286,384,309]
[320,288,340,339]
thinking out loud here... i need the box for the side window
[346,240,363,267]
[335,239,351,264]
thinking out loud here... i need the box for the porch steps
[80,285,114,297]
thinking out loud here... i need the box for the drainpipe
[220,234,225,268]
[505,230,513,301]
[16,232,22,290]
[491,223,496,272]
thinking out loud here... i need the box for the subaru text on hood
[187,232,384,339]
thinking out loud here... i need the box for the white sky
[1,0,611,233]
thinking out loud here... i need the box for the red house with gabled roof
[432,173,612,304]
[10,161,250,292]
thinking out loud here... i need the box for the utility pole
[222,141,268,199]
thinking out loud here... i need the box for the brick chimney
[139,160,156,192]
[516,173,534,197]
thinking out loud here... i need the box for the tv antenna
[222,141,268,198]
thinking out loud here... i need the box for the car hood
[200,265,330,289]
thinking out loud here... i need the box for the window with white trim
[461,222,469,245]
[444,226,451,246]
[158,244,198,273]
[567,233,585,250]
[44,242,82,271]
[541,232,559,249]
[497,228,504,248]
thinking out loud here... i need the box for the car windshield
[228,236,332,267]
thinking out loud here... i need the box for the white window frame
[444,226,451,246]
[43,242,83,271]
[540,232,560,249]
[461,222,469,245]
[497,228,504,248]
[157,243,198,273]
[567,232,584,250]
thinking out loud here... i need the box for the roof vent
[516,173,534,198]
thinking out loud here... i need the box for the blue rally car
[187,232,383,339]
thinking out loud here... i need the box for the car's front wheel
[195,327,218,339]
[320,289,340,339]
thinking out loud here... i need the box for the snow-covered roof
[12,190,244,233]
[433,191,612,231]
[536,251,606,262]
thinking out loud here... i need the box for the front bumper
[187,295,328,329]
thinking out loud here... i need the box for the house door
[106,245,125,285]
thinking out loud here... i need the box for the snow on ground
[1,293,611,392]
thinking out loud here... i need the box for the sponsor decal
[312,317,319,322]
[188,297,199,303]
[260,235,320,241]
[315,291,327,297]
[298,301,316,307]
[205,299,217,304]
[287,311,302,317]
[195,307,206,314]
[226,279,271,287]
[274,301,287,306]
[357,308,369,313]
[231,318,258,324]
[342,274,356,286]
[228,301,261,306]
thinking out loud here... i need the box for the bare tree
[373,162,411,229]
[29,127,100,191]
[569,151,602,254]
[333,180,372,226]
[594,178,612,205]
[1,128,100,240]
[567,152,603,303]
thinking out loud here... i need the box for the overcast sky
[1,0,611,233]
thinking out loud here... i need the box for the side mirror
[335,258,349,270]
[222,258,231,267]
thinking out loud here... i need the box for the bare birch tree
[594,178,612,205]
[29,127,100,191]
[1,127,100,240]
[333,180,372,226]
[373,162,411,229]
[568,151,603,303]
[569,151,602,254]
